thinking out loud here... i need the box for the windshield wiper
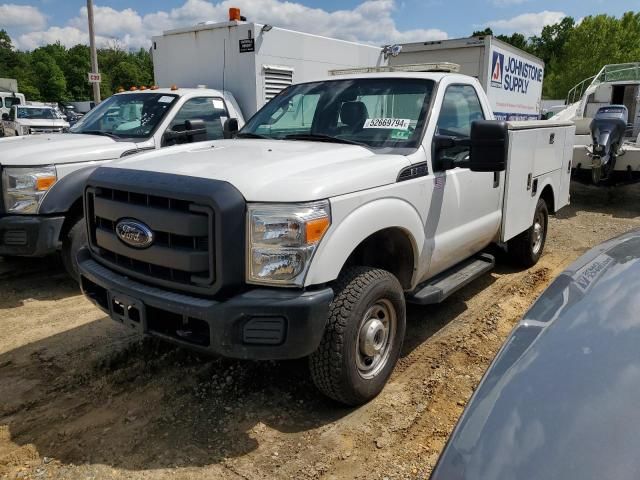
[80,130,121,139]
[283,133,367,147]
[236,132,271,139]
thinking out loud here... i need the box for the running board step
[407,253,495,305]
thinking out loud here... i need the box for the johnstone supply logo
[491,51,504,89]
[490,50,543,94]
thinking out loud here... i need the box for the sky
[0,0,635,51]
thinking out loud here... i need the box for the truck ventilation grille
[263,65,294,102]
[85,186,215,295]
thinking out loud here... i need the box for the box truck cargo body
[390,36,544,120]
[152,21,385,118]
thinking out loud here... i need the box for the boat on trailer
[555,63,640,185]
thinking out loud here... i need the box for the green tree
[31,49,67,101]
[472,28,494,37]
[552,12,640,98]
[496,33,529,51]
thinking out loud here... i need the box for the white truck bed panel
[501,122,575,242]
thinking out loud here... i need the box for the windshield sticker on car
[364,118,411,130]
[391,129,411,140]
[158,96,174,103]
[212,99,225,110]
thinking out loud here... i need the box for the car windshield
[240,78,434,151]
[16,107,61,120]
[70,93,178,139]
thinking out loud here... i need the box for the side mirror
[223,118,239,139]
[1,113,8,121]
[163,119,207,145]
[468,120,507,172]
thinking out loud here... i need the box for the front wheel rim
[532,211,545,255]
[355,299,397,379]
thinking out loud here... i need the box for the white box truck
[0,78,26,118]
[0,10,384,280]
[152,16,384,118]
[77,65,574,406]
[390,36,544,121]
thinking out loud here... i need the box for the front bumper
[0,215,65,256]
[78,247,333,360]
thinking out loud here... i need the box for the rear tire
[61,217,87,283]
[507,197,548,268]
[309,266,406,406]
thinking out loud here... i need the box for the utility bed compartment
[501,120,575,242]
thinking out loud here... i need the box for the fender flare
[39,166,98,215]
[304,198,425,287]
[535,176,557,213]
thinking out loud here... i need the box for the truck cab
[0,87,244,279]
[0,92,25,119]
[1,104,70,136]
[78,70,574,405]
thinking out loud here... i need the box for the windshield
[241,78,434,150]
[17,107,61,120]
[70,93,177,139]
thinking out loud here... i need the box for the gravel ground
[1,181,639,480]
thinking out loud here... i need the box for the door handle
[493,171,500,188]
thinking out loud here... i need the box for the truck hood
[107,139,412,201]
[431,229,640,480]
[0,133,140,166]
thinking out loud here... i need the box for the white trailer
[390,36,544,121]
[152,17,385,118]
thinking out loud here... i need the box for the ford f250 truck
[78,69,575,405]
[0,87,244,279]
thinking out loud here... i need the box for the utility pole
[87,0,101,104]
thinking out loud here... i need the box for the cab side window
[5,97,22,108]
[434,85,485,169]
[168,97,228,142]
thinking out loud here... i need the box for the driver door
[426,83,502,276]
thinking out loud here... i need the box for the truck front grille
[86,186,215,294]
[29,127,64,134]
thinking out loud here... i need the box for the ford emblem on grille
[115,219,154,249]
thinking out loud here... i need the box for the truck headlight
[247,201,331,286]
[1,166,57,214]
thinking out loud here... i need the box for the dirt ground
[1,181,640,480]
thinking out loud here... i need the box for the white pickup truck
[0,87,244,279]
[1,104,70,136]
[77,70,575,405]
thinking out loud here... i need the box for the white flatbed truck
[77,66,574,405]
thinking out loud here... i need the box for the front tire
[507,197,548,267]
[309,267,406,406]
[61,216,87,283]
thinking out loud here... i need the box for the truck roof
[114,87,228,98]
[323,71,476,83]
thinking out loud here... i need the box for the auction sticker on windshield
[364,118,411,130]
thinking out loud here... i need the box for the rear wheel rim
[532,211,545,255]
[355,299,397,380]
